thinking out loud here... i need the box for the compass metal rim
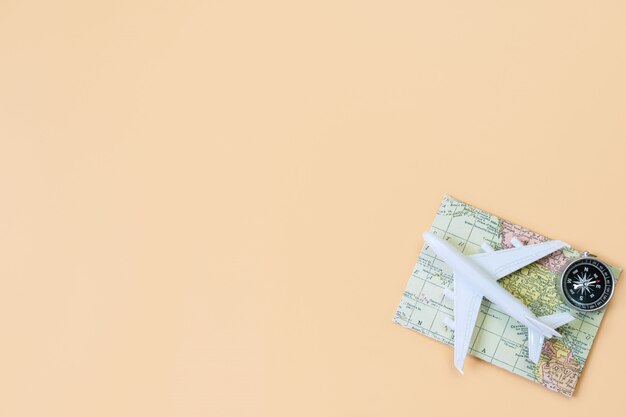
[558,252,615,312]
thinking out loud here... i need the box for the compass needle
[560,252,615,312]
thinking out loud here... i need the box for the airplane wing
[527,312,575,362]
[452,275,484,374]
[468,240,569,280]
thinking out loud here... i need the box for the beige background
[1,1,625,416]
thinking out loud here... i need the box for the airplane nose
[422,231,436,243]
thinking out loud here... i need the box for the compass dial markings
[560,257,614,312]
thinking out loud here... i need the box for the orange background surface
[1,1,625,416]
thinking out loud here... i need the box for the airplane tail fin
[525,313,575,363]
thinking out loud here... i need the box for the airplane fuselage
[424,233,538,328]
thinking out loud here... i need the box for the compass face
[560,257,614,311]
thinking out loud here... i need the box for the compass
[559,252,615,312]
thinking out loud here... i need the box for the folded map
[394,195,621,396]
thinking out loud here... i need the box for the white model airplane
[422,231,575,374]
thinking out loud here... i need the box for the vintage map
[394,195,621,396]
